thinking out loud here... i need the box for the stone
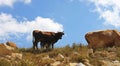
[56,53,64,61]
[0,44,12,56]
[51,61,61,66]
[58,53,64,59]
[42,55,50,60]
[6,41,18,49]
[99,60,120,66]
[11,53,22,60]
[69,63,78,66]
[4,44,14,50]
[76,63,86,66]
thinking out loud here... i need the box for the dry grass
[1,43,120,66]
[15,43,89,66]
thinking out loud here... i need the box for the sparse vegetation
[1,43,120,66]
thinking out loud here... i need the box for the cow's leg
[44,43,48,49]
[41,42,48,49]
[33,41,36,49]
[52,44,54,49]
[48,43,51,48]
[33,40,38,50]
[34,41,38,50]
[40,42,42,48]
[36,42,38,50]
[44,43,50,49]
[40,42,44,49]
[43,43,47,49]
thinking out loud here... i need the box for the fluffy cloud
[0,13,63,41]
[88,0,120,27]
[24,0,31,4]
[0,0,31,7]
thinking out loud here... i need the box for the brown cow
[85,30,120,51]
[32,30,64,50]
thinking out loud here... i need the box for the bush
[17,60,35,66]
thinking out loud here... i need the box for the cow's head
[55,32,64,39]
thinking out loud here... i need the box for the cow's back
[42,32,55,37]
[33,30,56,42]
[33,30,42,36]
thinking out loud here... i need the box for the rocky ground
[0,42,120,66]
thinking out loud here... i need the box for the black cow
[32,30,64,50]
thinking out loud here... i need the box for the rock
[83,59,89,63]
[107,52,117,60]
[51,61,61,66]
[0,57,11,62]
[99,60,112,66]
[76,63,86,66]
[113,60,119,63]
[62,57,70,64]
[83,59,93,66]
[84,62,93,66]
[6,41,18,49]
[73,52,79,56]
[5,55,12,60]
[94,51,109,58]
[56,53,64,61]
[42,55,50,60]
[58,53,64,59]
[11,53,22,60]
[73,52,79,55]
[69,62,85,66]
[107,47,117,52]
[4,44,14,50]
[51,58,56,62]
[99,60,120,66]
[0,44,12,56]
[112,60,120,66]
[94,50,117,60]
[69,63,78,66]
[85,30,120,50]
[88,49,93,56]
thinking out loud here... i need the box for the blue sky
[0,0,120,48]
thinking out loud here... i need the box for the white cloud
[23,0,31,4]
[0,0,16,7]
[88,0,120,27]
[0,0,31,7]
[0,13,63,41]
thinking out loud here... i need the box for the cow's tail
[32,36,34,43]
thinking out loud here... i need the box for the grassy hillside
[1,43,120,66]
